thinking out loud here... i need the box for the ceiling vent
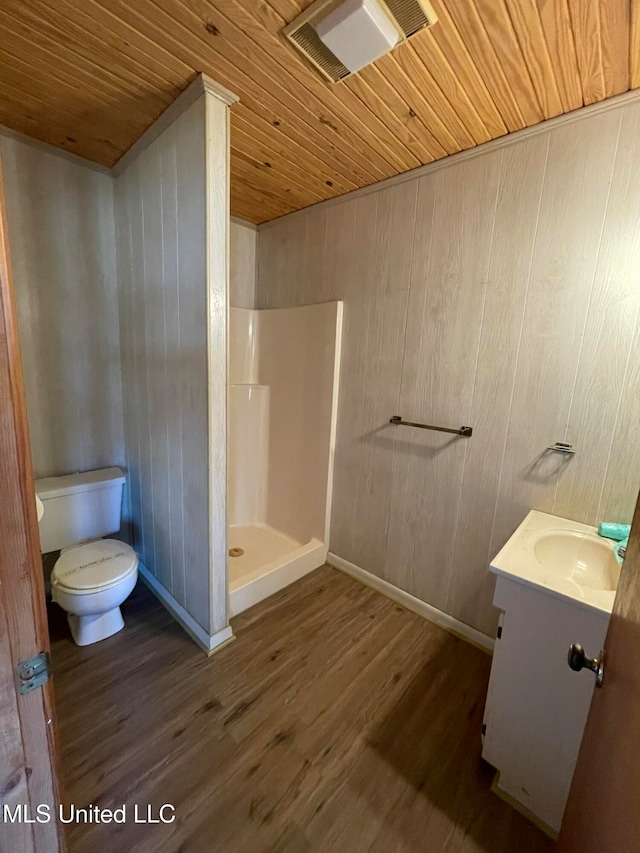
[284,0,438,83]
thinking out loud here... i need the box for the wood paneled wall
[257,98,640,638]
[230,219,257,309]
[114,92,230,639]
[1,134,124,480]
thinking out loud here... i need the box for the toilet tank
[35,467,126,553]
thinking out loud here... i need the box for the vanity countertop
[490,510,620,615]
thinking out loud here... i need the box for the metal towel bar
[390,416,473,437]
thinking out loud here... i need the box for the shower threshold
[228,523,325,617]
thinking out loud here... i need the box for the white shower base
[228,523,326,617]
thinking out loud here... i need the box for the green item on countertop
[598,522,631,541]
[615,536,629,566]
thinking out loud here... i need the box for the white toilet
[35,467,138,647]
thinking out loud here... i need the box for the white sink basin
[491,510,620,613]
[532,529,620,591]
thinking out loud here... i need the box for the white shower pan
[228,524,324,617]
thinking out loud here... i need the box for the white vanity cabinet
[482,572,610,833]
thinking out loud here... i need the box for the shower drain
[229,547,244,557]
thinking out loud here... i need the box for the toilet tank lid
[35,467,125,500]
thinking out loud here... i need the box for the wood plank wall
[230,219,257,309]
[1,134,124,479]
[114,94,223,635]
[257,98,640,638]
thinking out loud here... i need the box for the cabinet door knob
[567,643,605,687]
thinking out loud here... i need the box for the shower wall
[259,303,342,545]
[229,303,342,547]
[228,307,269,528]
[228,385,269,526]
[228,302,342,614]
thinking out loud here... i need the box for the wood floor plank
[50,565,554,852]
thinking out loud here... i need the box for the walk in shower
[228,302,342,615]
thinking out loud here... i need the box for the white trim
[324,302,343,545]
[138,562,234,655]
[328,552,494,653]
[113,74,238,177]
[205,92,230,636]
[201,73,239,107]
[0,123,112,175]
[259,88,640,230]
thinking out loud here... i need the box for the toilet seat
[52,539,138,595]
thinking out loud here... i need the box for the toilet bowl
[51,539,138,646]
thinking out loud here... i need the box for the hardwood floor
[49,566,554,853]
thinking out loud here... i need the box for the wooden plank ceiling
[0,0,638,224]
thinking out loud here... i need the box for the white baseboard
[327,553,494,653]
[138,563,234,655]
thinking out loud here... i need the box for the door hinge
[497,626,502,639]
[15,652,51,695]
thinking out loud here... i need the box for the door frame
[0,152,64,851]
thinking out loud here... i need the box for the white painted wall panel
[1,135,124,480]
[387,151,502,615]
[448,135,549,633]
[257,99,640,638]
[490,110,623,558]
[114,94,229,636]
[230,219,256,308]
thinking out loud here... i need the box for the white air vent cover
[316,0,399,73]
[284,0,438,83]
